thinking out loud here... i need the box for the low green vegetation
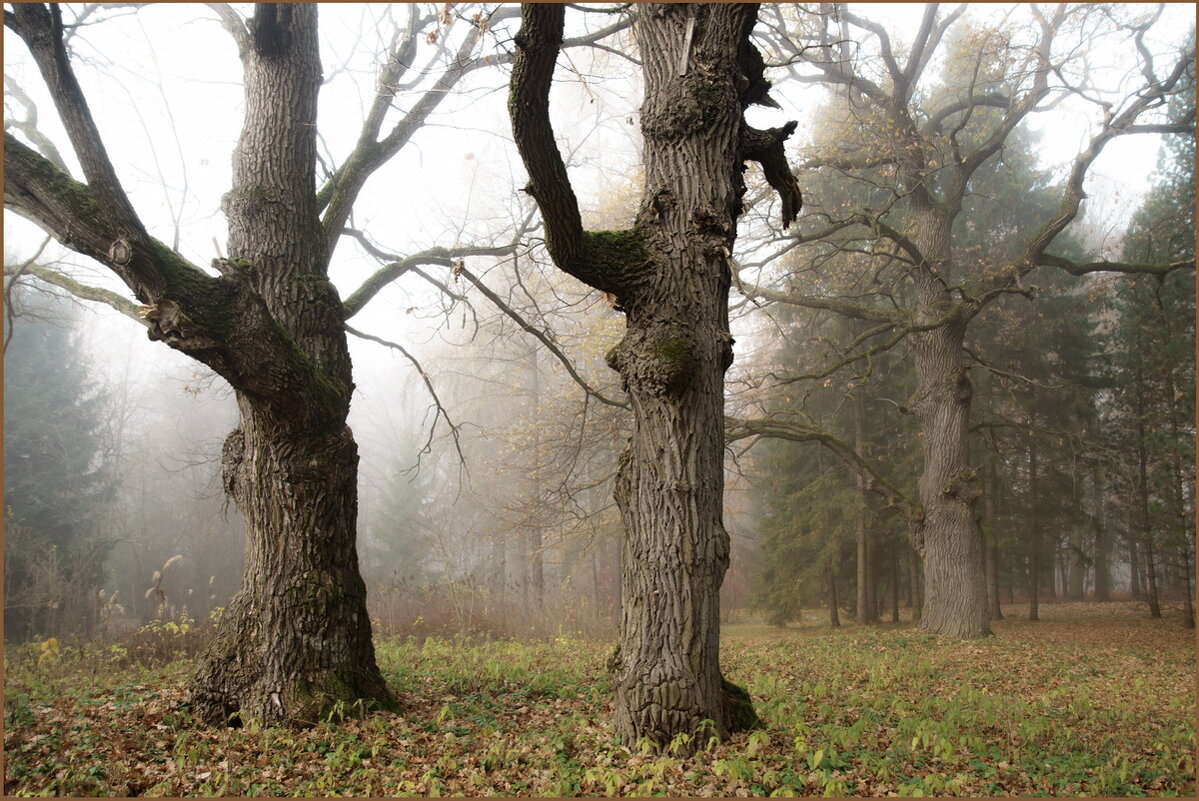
[5,603,1193,796]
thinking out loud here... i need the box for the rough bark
[191,4,393,725]
[4,4,394,726]
[509,2,800,748]
[908,212,990,637]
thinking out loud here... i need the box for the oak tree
[510,2,801,746]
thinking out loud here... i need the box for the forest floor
[4,601,1194,796]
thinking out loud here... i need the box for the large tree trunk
[192,416,390,725]
[607,5,756,745]
[910,286,990,637]
[509,3,800,748]
[188,5,393,725]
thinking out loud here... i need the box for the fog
[5,3,1194,645]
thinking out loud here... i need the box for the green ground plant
[3,603,1193,796]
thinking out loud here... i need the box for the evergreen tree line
[746,47,1195,628]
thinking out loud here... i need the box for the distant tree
[510,2,802,747]
[1106,68,1196,625]
[3,286,113,639]
[733,4,1194,638]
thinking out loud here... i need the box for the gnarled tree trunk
[909,211,990,638]
[186,4,393,725]
[2,3,394,727]
[509,2,801,747]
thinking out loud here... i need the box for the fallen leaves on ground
[4,601,1193,796]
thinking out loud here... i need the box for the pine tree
[4,288,114,639]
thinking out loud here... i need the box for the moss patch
[721,675,760,733]
[582,229,646,274]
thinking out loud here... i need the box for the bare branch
[6,4,145,236]
[340,229,523,320]
[345,324,467,470]
[1035,254,1195,278]
[455,264,630,410]
[4,260,145,325]
[204,3,250,57]
[726,415,920,522]
[4,75,70,173]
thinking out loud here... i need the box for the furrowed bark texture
[606,3,752,747]
[184,4,393,725]
[908,211,991,638]
[5,3,393,726]
[510,2,798,747]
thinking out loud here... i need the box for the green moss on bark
[582,229,646,273]
[721,676,760,732]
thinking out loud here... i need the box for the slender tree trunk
[189,5,392,725]
[1143,532,1162,618]
[855,392,876,624]
[982,460,1003,620]
[1129,527,1143,599]
[1092,465,1111,601]
[1154,285,1195,627]
[591,550,601,623]
[1181,546,1195,629]
[828,562,841,627]
[1028,441,1040,622]
[987,536,1003,620]
[907,547,922,620]
[889,541,900,623]
[527,347,544,611]
[1133,369,1162,618]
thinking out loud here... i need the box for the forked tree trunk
[509,3,801,748]
[188,5,393,724]
[1,4,394,727]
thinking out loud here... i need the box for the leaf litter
[4,602,1192,796]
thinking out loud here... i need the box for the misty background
[5,3,1194,644]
